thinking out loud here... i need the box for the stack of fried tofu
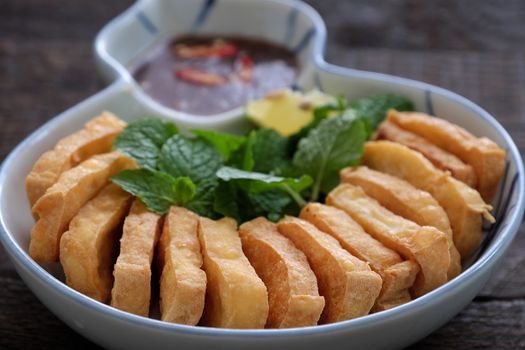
[25,110,504,329]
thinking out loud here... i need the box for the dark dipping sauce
[131,35,299,116]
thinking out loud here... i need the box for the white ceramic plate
[1,0,524,349]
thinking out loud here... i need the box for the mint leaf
[228,128,290,174]
[214,165,312,222]
[113,118,178,170]
[173,177,197,205]
[229,130,256,171]
[216,166,312,208]
[351,94,414,130]
[213,182,293,223]
[186,178,219,218]
[213,181,240,220]
[313,95,348,120]
[292,113,367,201]
[111,169,195,214]
[251,128,290,173]
[216,166,312,193]
[158,135,224,185]
[289,96,347,153]
[244,190,292,222]
[191,129,245,161]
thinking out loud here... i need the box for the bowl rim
[1,0,525,340]
[1,75,524,339]
[93,0,330,126]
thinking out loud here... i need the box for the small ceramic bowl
[1,0,523,349]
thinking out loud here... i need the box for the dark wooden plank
[0,0,133,41]
[1,268,524,350]
[410,299,525,349]
[480,225,525,299]
[304,0,525,51]
[0,272,102,350]
[0,0,524,349]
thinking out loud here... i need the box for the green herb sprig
[111,93,414,222]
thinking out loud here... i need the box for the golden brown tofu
[362,141,494,258]
[375,120,477,187]
[277,216,382,323]
[341,166,461,279]
[326,184,450,297]
[198,217,268,329]
[387,110,506,200]
[239,217,325,328]
[59,184,133,302]
[157,207,206,325]
[29,152,136,262]
[300,203,419,311]
[26,112,126,208]
[110,199,162,317]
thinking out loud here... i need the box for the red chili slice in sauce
[235,54,254,83]
[174,40,239,59]
[175,68,227,86]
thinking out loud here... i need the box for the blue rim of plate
[1,0,525,340]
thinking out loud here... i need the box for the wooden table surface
[1,1,524,349]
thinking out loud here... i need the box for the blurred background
[1,1,524,349]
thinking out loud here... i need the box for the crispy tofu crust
[341,166,461,279]
[362,141,494,258]
[326,184,450,297]
[29,152,136,262]
[300,203,419,311]
[239,217,325,328]
[375,120,477,187]
[59,184,133,302]
[276,216,382,323]
[387,110,506,200]
[157,207,206,325]
[110,199,162,317]
[26,112,126,208]
[198,217,268,329]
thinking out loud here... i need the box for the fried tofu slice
[375,120,477,187]
[341,166,461,279]
[300,203,419,311]
[60,184,133,302]
[110,199,162,317]
[198,217,268,328]
[29,152,136,262]
[239,217,325,328]
[326,184,450,297]
[157,207,206,325]
[362,141,494,258]
[276,216,382,323]
[26,112,126,208]
[387,110,506,200]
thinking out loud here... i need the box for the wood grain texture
[1,0,524,348]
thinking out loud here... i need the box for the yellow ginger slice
[246,89,335,136]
